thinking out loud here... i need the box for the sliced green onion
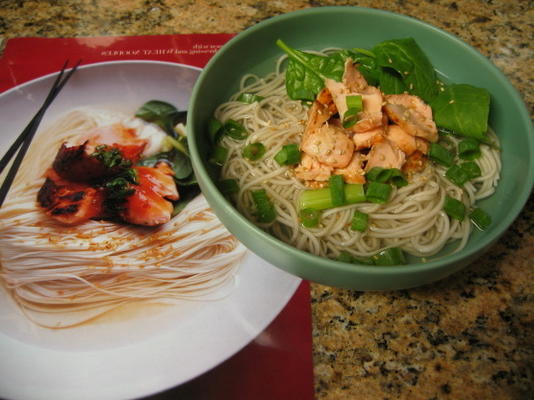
[237,92,265,103]
[342,95,363,128]
[469,207,491,230]
[458,138,481,160]
[336,251,374,265]
[366,167,391,183]
[242,142,266,161]
[208,118,223,144]
[351,210,369,232]
[389,169,408,187]
[446,164,470,186]
[251,189,276,223]
[329,175,345,207]
[346,95,363,111]
[371,248,406,266]
[222,119,248,140]
[337,251,355,263]
[461,161,481,180]
[429,143,455,167]
[298,184,366,211]
[217,179,239,195]
[365,182,392,204]
[299,208,320,228]
[366,167,408,187]
[210,145,228,166]
[443,195,466,221]
[274,144,300,165]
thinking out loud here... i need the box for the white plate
[0,61,301,400]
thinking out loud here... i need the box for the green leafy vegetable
[90,145,132,170]
[461,161,482,180]
[135,100,186,137]
[372,38,438,102]
[446,164,470,186]
[458,138,481,160]
[430,84,490,140]
[429,143,455,167]
[365,182,392,204]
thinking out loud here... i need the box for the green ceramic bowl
[187,7,534,290]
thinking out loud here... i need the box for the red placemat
[0,34,315,399]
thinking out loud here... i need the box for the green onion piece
[210,145,228,166]
[222,119,248,140]
[429,143,455,167]
[351,210,369,232]
[298,184,366,211]
[346,95,363,111]
[237,92,265,103]
[336,251,374,265]
[469,207,492,230]
[458,138,481,160]
[251,189,276,223]
[443,195,466,221]
[365,182,392,204]
[372,248,407,266]
[274,144,300,165]
[337,251,355,263]
[329,175,345,207]
[217,179,239,195]
[208,118,223,144]
[242,142,266,161]
[299,208,320,228]
[366,167,391,183]
[445,164,470,186]
[461,161,482,180]
[389,169,408,187]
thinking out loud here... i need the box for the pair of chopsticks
[0,60,81,208]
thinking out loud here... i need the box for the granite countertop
[1,1,532,399]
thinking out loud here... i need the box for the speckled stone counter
[1,1,532,399]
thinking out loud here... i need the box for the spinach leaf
[430,84,490,140]
[378,67,407,95]
[137,150,194,182]
[135,100,187,137]
[372,38,438,102]
[277,39,346,101]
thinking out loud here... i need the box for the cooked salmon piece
[294,153,333,183]
[385,125,429,156]
[352,127,385,150]
[300,123,354,168]
[402,150,428,175]
[37,169,104,225]
[384,94,438,142]
[120,163,179,226]
[342,59,368,92]
[52,141,110,182]
[365,140,406,171]
[334,152,366,184]
[325,65,384,134]
[83,123,147,164]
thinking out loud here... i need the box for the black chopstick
[0,60,81,208]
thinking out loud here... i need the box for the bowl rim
[188,6,534,278]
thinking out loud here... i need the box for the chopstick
[0,60,81,208]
